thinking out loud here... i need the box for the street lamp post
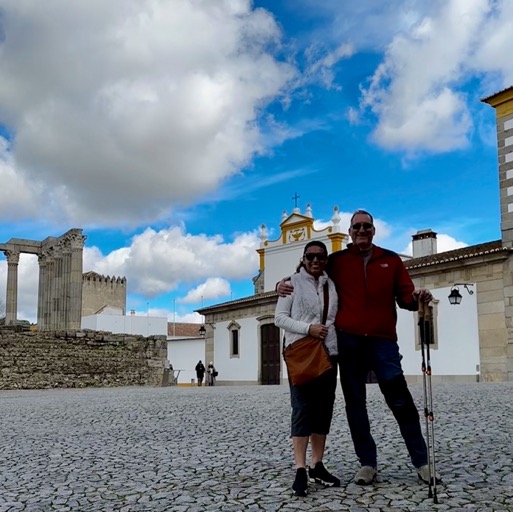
[199,295,206,336]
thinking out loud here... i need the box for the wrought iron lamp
[199,324,206,337]
[448,283,474,305]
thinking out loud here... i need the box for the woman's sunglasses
[304,253,327,262]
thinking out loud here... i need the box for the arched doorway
[260,323,281,385]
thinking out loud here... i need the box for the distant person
[167,361,176,385]
[277,210,440,486]
[206,362,217,386]
[195,360,206,386]
[275,240,340,497]
[163,359,174,386]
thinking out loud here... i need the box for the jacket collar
[299,266,328,285]
[347,243,380,256]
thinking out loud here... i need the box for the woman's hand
[308,323,328,339]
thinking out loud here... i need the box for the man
[277,210,439,485]
[195,360,206,386]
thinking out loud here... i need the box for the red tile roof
[167,322,203,337]
[404,240,508,269]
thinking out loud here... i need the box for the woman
[206,361,217,386]
[275,240,340,497]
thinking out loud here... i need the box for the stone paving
[1,382,512,512]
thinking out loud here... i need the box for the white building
[81,309,168,337]
[166,322,206,385]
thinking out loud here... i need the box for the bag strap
[322,282,329,324]
[283,282,330,356]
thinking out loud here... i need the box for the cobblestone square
[1,382,512,511]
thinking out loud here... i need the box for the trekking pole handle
[418,299,431,321]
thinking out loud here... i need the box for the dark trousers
[289,357,338,437]
[337,331,428,468]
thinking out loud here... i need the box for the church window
[227,321,241,358]
[231,329,239,357]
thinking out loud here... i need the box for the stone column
[53,245,64,330]
[43,250,55,331]
[69,233,86,329]
[4,249,20,325]
[62,242,72,330]
[37,254,46,328]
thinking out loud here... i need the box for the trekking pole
[418,301,438,504]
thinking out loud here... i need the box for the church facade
[199,205,348,386]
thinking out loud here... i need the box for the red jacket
[326,243,418,340]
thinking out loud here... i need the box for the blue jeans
[337,331,427,468]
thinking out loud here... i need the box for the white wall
[81,314,168,337]
[167,338,205,384]
[263,246,304,292]
[213,317,262,382]
[397,285,480,378]
[263,229,342,292]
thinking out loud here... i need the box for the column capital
[42,247,55,263]
[3,249,20,265]
[68,233,86,251]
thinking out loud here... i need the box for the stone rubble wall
[0,327,167,389]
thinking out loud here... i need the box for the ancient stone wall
[0,327,166,389]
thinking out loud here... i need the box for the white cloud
[303,42,354,89]
[179,278,231,303]
[0,138,39,220]
[173,312,203,324]
[86,224,260,297]
[472,0,513,85]
[0,0,296,227]
[434,233,468,253]
[360,0,489,153]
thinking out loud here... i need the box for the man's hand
[309,323,328,339]
[276,278,294,297]
[413,288,433,303]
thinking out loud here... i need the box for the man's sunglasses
[304,253,327,262]
[351,222,373,231]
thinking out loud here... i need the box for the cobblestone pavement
[1,382,512,512]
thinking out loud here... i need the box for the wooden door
[260,324,281,385]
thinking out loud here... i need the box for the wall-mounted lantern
[448,283,474,305]
[199,324,206,337]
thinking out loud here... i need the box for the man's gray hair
[350,209,374,225]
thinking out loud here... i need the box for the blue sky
[0,0,511,324]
